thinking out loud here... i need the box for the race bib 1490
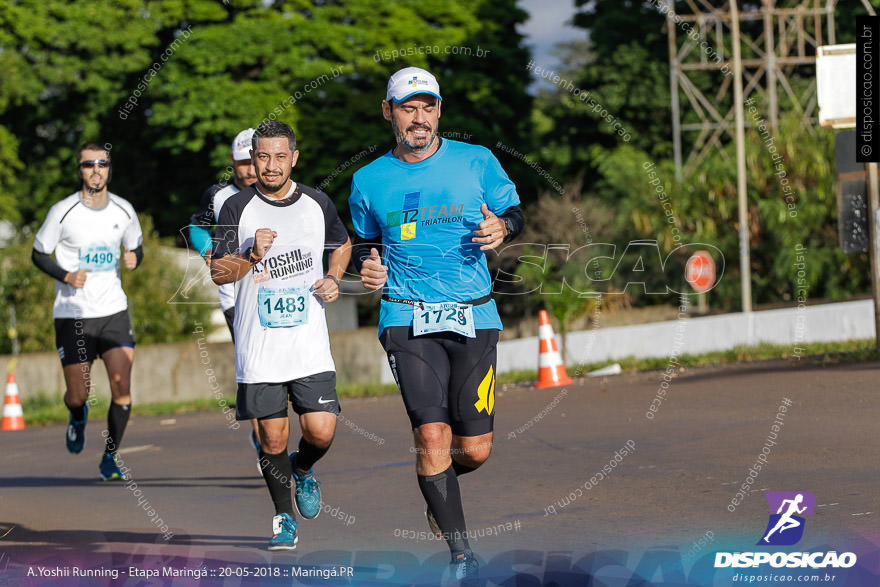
[79,245,117,272]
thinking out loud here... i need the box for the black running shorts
[380,326,499,436]
[235,371,340,420]
[54,310,135,366]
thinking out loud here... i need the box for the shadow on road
[0,522,265,552]
[0,476,261,490]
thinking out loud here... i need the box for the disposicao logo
[758,491,815,546]
[714,491,857,570]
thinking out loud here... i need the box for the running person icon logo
[757,491,816,546]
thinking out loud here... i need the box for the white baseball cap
[385,67,442,102]
[231,128,256,161]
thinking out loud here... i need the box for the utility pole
[667,0,683,183]
[731,1,752,312]
[665,0,835,312]
[868,163,880,350]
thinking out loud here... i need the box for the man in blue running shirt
[348,66,524,582]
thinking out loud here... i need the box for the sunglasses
[79,160,110,169]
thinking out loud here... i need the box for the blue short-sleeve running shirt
[349,139,520,334]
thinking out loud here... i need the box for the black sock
[259,450,294,517]
[418,465,470,554]
[104,402,131,455]
[69,403,86,421]
[452,461,477,477]
[293,437,330,476]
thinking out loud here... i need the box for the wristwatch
[502,216,514,239]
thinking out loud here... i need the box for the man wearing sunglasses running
[32,141,144,481]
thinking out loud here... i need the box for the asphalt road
[0,359,878,586]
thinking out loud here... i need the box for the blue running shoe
[268,513,298,550]
[65,403,89,454]
[450,550,479,584]
[99,452,126,481]
[290,451,322,519]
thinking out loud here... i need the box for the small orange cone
[2,371,25,431]
[535,310,573,389]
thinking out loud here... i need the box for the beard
[83,173,106,193]
[258,168,290,192]
[392,118,437,153]
[234,172,257,188]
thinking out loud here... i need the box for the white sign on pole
[817,43,856,129]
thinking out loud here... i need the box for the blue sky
[519,0,583,76]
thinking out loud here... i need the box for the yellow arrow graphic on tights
[474,366,495,415]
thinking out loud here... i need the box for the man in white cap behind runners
[189,129,266,460]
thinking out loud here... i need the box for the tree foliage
[0,0,534,235]
[593,106,869,307]
[527,0,873,314]
[510,190,614,353]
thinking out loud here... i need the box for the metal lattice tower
[667,0,837,178]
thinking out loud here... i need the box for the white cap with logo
[231,128,256,161]
[385,67,442,103]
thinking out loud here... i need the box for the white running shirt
[34,192,143,319]
[214,182,349,383]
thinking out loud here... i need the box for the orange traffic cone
[535,310,573,389]
[1,371,25,431]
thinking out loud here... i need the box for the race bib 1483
[258,286,310,328]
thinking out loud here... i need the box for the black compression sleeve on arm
[32,249,69,283]
[351,235,383,273]
[131,245,144,268]
[499,205,525,242]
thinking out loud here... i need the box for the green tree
[433,0,537,202]
[0,127,21,223]
[510,190,614,357]
[1,0,534,236]
[532,0,671,193]
[120,215,213,344]
[595,106,870,308]
[534,1,871,310]
[0,230,55,354]
[0,0,160,225]
[515,253,599,360]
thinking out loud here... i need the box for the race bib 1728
[412,302,476,338]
